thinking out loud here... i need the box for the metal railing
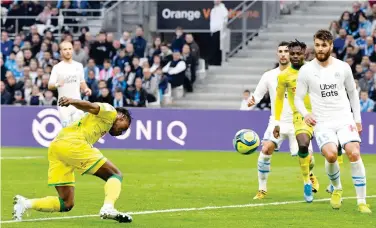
[222,0,281,62]
[1,7,106,39]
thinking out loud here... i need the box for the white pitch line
[2,195,375,224]
[0,156,44,160]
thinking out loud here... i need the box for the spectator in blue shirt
[364,37,374,56]
[360,90,375,112]
[113,49,128,70]
[339,11,351,30]
[5,52,17,73]
[84,58,100,81]
[131,26,147,58]
[1,31,13,57]
[171,27,186,52]
[356,28,367,55]
[333,29,347,56]
[358,11,372,36]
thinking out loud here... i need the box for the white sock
[257,152,272,191]
[351,159,367,205]
[325,159,342,190]
[102,203,114,209]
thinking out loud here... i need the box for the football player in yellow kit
[13,98,133,223]
[273,40,316,203]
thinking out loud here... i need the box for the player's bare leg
[343,142,371,213]
[13,186,75,221]
[321,143,343,209]
[296,133,313,202]
[253,141,275,199]
[94,160,133,223]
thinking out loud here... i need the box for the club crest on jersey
[335,72,340,78]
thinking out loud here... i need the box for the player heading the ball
[13,98,134,222]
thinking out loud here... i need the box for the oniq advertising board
[1,106,375,153]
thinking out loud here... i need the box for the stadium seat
[162,83,172,105]
[172,85,184,99]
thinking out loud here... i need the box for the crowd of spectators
[329,1,376,112]
[1,0,104,34]
[1,11,201,107]
[241,1,376,112]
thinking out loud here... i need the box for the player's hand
[304,113,316,127]
[57,79,64,87]
[84,88,92,96]
[58,97,72,107]
[247,95,256,107]
[273,125,280,139]
[356,123,362,135]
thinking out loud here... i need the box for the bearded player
[273,40,316,203]
[13,98,134,222]
[248,41,318,200]
[294,29,371,213]
[48,41,91,128]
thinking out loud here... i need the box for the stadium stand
[1,1,202,108]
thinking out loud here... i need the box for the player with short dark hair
[273,39,316,203]
[13,98,134,222]
[248,41,318,200]
[295,29,371,213]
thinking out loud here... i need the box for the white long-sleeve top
[253,67,293,124]
[210,3,229,33]
[294,57,361,123]
[162,61,186,75]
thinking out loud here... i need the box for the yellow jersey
[55,103,117,145]
[275,65,311,121]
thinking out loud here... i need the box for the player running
[48,41,92,128]
[273,40,316,203]
[248,42,318,200]
[295,29,371,213]
[13,98,134,222]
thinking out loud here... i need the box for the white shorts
[315,119,361,152]
[58,105,85,128]
[263,122,297,156]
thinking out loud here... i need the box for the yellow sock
[104,174,122,206]
[30,196,61,212]
[299,155,311,184]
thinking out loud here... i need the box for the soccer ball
[233,129,260,155]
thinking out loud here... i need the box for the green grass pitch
[1,148,375,228]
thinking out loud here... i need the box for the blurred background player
[13,98,134,222]
[295,30,371,213]
[48,41,91,127]
[248,42,317,200]
[273,40,316,203]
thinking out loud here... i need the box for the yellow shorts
[47,139,107,187]
[293,112,313,138]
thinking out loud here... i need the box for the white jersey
[295,57,361,124]
[253,67,293,124]
[49,60,85,100]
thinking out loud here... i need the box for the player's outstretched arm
[344,64,362,124]
[274,73,286,123]
[250,72,269,106]
[59,97,100,115]
[48,65,63,90]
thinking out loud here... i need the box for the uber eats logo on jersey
[320,84,338,97]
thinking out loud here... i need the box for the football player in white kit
[48,41,92,127]
[295,30,371,213]
[248,42,318,200]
